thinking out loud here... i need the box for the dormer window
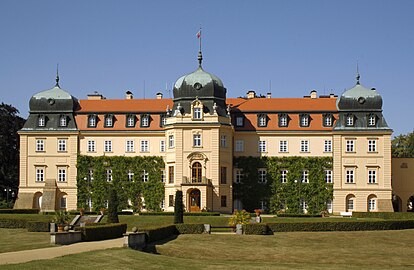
[258,114,267,127]
[126,115,136,127]
[160,114,167,127]
[346,114,354,127]
[141,114,150,127]
[193,108,202,119]
[300,114,310,127]
[104,114,114,127]
[59,115,67,127]
[279,114,288,127]
[236,116,244,127]
[368,114,376,127]
[88,115,97,128]
[38,115,46,127]
[323,114,333,127]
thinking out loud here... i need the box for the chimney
[87,91,104,100]
[310,90,317,99]
[156,92,163,99]
[125,91,133,100]
[246,90,256,99]
[329,93,336,98]
[266,92,272,99]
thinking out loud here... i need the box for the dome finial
[55,63,60,88]
[196,27,202,67]
[356,61,360,85]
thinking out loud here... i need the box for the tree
[107,186,119,223]
[392,131,414,158]
[174,190,184,224]
[0,103,25,197]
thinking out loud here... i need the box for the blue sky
[0,0,413,136]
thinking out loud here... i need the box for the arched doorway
[392,195,402,212]
[33,192,42,209]
[192,162,202,183]
[188,189,201,212]
[407,196,414,212]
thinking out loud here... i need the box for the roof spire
[356,61,360,85]
[196,27,202,67]
[55,63,60,88]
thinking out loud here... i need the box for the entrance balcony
[182,176,211,186]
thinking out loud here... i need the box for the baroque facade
[15,52,395,214]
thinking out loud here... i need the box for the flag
[196,30,201,39]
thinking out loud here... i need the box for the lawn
[0,228,50,253]
[2,229,414,269]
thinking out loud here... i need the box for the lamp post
[294,179,301,213]
[4,188,12,203]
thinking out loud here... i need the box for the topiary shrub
[107,187,119,223]
[144,225,178,243]
[174,190,184,224]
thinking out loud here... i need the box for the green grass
[0,228,50,253]
[3,230,414,269]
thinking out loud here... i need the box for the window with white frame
[346,115,354,126]
[60,196,67,209]
[36,168,44,182]
[300,199,308,213]
[279,114,288,127]
[105,115,113,127]
[346,169,355,183]
[88,115,96,127]
[38,115,46,127]
[36,139,45,152]
[324,140,332,152]
[58,168,66,182]
[368,197,376,211]
[368,169,377,184]
[220,135,227,148]
[347,196,355,211]
[58,139,67,152]
[106,169,112,182]
[325,170,333,183]
[160,140,166,152]
[368,139,377,152]
[142,170,149,182]
[141,115,149,127]
[346,140,355,152]
[258,169,267,183]
[236,116,244,127]
[300,114,309,127]
[281,170,288,183]
[260,200,267,210]
[324,114,332,127]
[140,140,149,152]
[258,114,267,127]
[234,169,244,183]
[302,170,309,183]
[279,140,288,152]
[193,134,202,147]
[88,169,94,182]
[368,115,376,127]
[59,115,67,127]
[126,140,135,152]
[326,200,333,213]
[300,140,309,152]
[235,140,244,152]
[161,199,165,209]
[127,115,135,127]
[193,107,202,119]
[87,140,96,152]
[258,140,267,152]
[127,170,134,181]
[161,169,166,183]
[162,116,167,126]
[168,135,174,148]
[104,140,112,152]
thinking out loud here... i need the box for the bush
[228,210,252,226]
[276,213,322,218]
[352,212,414,220]
[118,211,134,215]
[144,225,177,243]
[139,212,220,216]
[79,223,127,241]
[27,221,50,232]
[244,223,270,235]
[176,224,205,234]
[0,209,39,214]
[174,191,184,224]
[0,218,27,228]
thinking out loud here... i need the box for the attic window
[346,115,355,127]
[257,114,267,127]
[279,114,288,127]
[235,116,244,127]
[141,114,150,127]
[323,114,333,127]
[59,115,67,127]
[104,114,114,127]
[368,114,376,127]
[126,115,135,127]
[300,114,310,127]
[38,115,46,127]
[88,115,97,128]
[193,108,202,119]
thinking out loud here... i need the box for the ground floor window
[221,196,227,207]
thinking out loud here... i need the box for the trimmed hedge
[0,218,27,228]
[276,213,322,218]
[79,223,127,241]
[27,221,50,232]
[0,209,40,214]
[268,220,414,232]
[139,212,220,216]
[352,212,414,220]
[176,224,205,234]
[144,225,178,243]
[244,223,270,235]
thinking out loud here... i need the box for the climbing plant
[77,155,165,212]
[234,156,333,214]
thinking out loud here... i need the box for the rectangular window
[162,116,167,126]
[368,198,376,211]
[36,139,45,152]
[324,115,332,127]
[220,167,227,184]
[368,139,377,152]
[193,108,202,119]
[160,140,166,152]
[126,140,135,152]
[325,170,333,183]
[258,169,267,183]
[301,115,309,127]
[220,135,227,148]
[235,140,244,152]
[260,200,267,210]
[346,140,355,152]
[140,140,149,152]
[221,196,227,207]
[88,169,94,182]
[193,134,202,147]
[368,169,377,184]
[324,140,332,152]
[60,116,67,127]
[346,116,354,126]
[58,168,66,182]
[141,115,149,127]
[104,140,112,152]
[142,170,149,182]
[105,116,113,127]
[36,168,44,182]
[258,115,266,127]
[38,116,45,127]
[279,140,288,152]
[258,140,267,153]
[161,169,166,183]
[279,115,288,127]
[168,166,174,183]
[60,197,67,209]
[368,115,376,126]
[87,140,96,152]
[127,170,134,181]
[300,140,309,152]
[127,115,135,127]
[234,169,244,183]
[281,170,288,183]
[169,135,174,148]
[236,116,244,127]
[58,139,67,152]
[88,116,96,127]
[106,169,112,182]
[302,170,309,183]
[161,199,165,209]
[346,169,354,183]
[169,195,174,207]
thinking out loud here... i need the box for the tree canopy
[0,103,25,193]
[392,131,414,158]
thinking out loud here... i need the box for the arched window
[346,194,355,212]
[192,162,202,183]
[368,195,377,212]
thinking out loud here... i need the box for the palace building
[14,50,395,214]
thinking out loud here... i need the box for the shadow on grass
[143,234,178,254]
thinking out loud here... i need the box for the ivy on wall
[77,155,165,212]
[234,156,333,214]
